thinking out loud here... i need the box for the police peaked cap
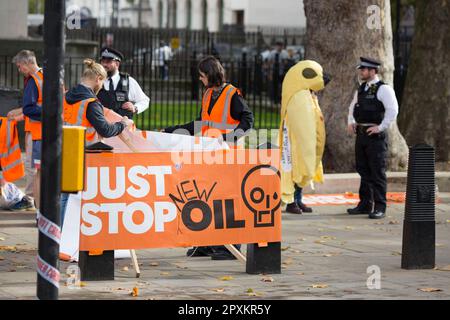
[100,47,124,62]
[357,57,381,69]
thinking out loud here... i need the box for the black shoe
[369,210,386,219]
[210,252,237,260]
[298,202,313,213]
[186,246,213,257]
[347,207,372,215]
[286,202,302,214]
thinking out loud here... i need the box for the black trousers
[355,128,388,212]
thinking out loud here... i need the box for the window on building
[234,10,244,27]
[202,0,208,30]
[172,0,177,28]
[186,0,192,30]
[158,0,163,28]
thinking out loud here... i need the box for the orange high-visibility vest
[0,117,25,182]
[26,69,44,140]
[63,97,98,142]
[201,84,240,138]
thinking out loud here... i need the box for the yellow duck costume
[279,60,329,205]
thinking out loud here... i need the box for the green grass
[133,102,280,130]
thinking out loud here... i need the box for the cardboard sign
[79,150,281,251]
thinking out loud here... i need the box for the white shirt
[103,71,150,114]
[348,76,399,132]
[153,46,172,67]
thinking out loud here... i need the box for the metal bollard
[401,144,435,269]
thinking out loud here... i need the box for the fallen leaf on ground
[311,284,328,289]
[389,220,400,225]
[246,288,254,293]
[0,246,17,252]
[150,262,159,267]
[436,265,450,271]
[131,287,139,297]
[212,288,225,293]
[391,251,402,256]
[418,288,442,292]
[314,240,326,244]
[298,238,307,241]
[122,266,129,271]
[282,258,293,266]
[446,220,450,223]
[281,246,290,251]
[0,237,5,241]
[160,272,170,276]
[436,243,445,247]
[261,276,274,282]
[219,276,233,281]
[297,272,305,275]
[320,236,336,240]
[80,282,87,287]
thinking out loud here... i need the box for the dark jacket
[65,84,125,138]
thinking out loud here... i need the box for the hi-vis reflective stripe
[201,120,238,130]
[64,99,96,135]
[1,121,23,159]
[76,99,89,125]
[37,255,60,289]
[3,158,23,171]
[202,86,238,131]
[221,85,235,124]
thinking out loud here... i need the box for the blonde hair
[82,59,107,81]
[12,50,37,65]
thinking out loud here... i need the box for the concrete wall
[0,0,28,39]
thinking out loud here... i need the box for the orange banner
[79,150,281,251]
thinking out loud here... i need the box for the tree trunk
[304,0,409,172]
[398,0,450,161]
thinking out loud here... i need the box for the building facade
[66,0,306,31]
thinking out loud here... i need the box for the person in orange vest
[0,117,34,210]
[60,59,134,224]
[8,50,44,213]
[164,55,254,260]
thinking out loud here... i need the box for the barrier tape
[37,211,61,245]
[37,255,60,289]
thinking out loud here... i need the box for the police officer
[347,57,399,219]
[98,47,150,119]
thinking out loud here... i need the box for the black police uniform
[353,80,388,213]
[97,72,134,119]
[97,47,134,119]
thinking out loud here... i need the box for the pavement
[1,188,449,300]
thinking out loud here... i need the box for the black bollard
[79,145,115,281]
[79,251,115,281]
[246,142,281,275]
[401,144,435,269]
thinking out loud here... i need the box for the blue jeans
[60,193,70,227]
[294,185,303,205]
